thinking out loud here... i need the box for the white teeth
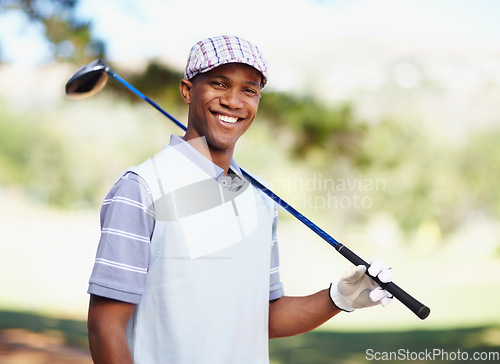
[218,114,238,123]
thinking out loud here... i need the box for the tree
[0,0,105,63]
[258,91,367,165]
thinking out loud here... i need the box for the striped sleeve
[269,203,284,301]
[88,172,155,304]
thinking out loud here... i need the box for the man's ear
[179,79,193,104]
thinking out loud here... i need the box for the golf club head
[65,59,109,99]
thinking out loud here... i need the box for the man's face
[180,63,262,154]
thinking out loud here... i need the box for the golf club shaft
[104,66,430,320]
[109,69,187,132]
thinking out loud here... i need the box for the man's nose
[220,89,243,109]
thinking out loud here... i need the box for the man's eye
[244,88,258,95]
[211,81,225,88]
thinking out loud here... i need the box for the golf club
[66,59,430,320]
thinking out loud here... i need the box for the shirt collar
[168,135,242,179]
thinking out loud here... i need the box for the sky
[1,0,500,95]
[77,0,500,69]
[1,0,500,66]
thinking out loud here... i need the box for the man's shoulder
[106,171,153,206]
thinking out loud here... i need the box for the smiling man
[86,35,394,364]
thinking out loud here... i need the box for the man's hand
[329,258,393,312]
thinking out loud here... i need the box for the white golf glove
[329,257,394,312]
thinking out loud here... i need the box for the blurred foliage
[259,92,368,165]
[0,106,96,207]
[106,61,185,111]
[0,0,105,63]
[118,61,499,237]
[0,310,88,348]
[357,120,500,233]
[104,64,368,166]
[461,133,500,216]
[1,0,498,240]
[2,62,500,236]
[1,53,499,236]
[354,119,440,232]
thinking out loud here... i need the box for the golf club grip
[335,243,430,320]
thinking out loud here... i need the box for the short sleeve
[88,172,155,304]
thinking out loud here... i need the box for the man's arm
[87,295,136,364]
[268,290,340,338]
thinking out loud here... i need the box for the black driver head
[65,59,109,99]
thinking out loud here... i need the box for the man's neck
[209,149,234,176]
[182,136,234,175]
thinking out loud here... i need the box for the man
[87,35,393,363]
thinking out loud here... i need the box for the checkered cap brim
[184,35,269,88]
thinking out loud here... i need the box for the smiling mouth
[216,113,240,124]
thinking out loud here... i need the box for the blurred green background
[1,0,499,362]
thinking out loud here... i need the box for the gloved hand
[329,258,393,312]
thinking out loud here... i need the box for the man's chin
[207,136,240,153]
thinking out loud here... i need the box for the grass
[0,310,88,349]
[1,310,499,363]
[269,326,500,363]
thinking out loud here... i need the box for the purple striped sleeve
[88,172,155,304]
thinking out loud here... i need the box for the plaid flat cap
[184,35,269,88]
